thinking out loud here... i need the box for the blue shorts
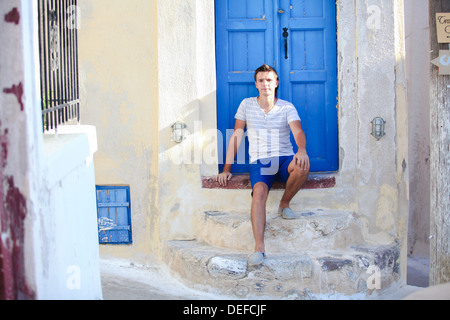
[249,156,294,191]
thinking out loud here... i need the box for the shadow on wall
[159,91,219,170]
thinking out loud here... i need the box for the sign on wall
[436,13,450,43]
[431,50,450,75]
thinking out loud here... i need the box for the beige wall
[78,0,160,264]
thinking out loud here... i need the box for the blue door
[216,0,338,173]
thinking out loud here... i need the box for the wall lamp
[371,117,386,140]
[172,121,187,143]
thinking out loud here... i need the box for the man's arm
[216,119,246,186]
[289,120,310,171]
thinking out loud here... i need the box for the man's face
[255,71,279,97]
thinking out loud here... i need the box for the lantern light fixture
[371,117,386,140]
[172,121,187,143]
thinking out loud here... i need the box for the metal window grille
[38,0,80,132]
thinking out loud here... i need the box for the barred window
[37,0,80,132]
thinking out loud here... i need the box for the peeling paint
[98,217,115,232]
[0,122,8,169]
[3,82,24,111]
[1,176,34,299]
[0,122,8,300]
[0,121,34,299]
[4,7,20,25]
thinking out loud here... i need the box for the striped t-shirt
[235,97,301,163]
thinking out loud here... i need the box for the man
[216,64,310,266]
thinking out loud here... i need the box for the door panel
[216,0,275,173]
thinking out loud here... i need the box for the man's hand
[216,171,233,187]
[294,150,310,171]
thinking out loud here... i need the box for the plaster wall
[404,0,430,257]
[36,127,102,300]
[157,0,220,246]
[0,0,36,299]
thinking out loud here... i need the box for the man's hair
[254,64,279,97]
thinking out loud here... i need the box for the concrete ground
[100,255,447,300]
[406,255,430,288]
[100,258,230,300]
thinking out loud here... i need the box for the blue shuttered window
[96,186,132,244]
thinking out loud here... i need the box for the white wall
[32,127,102,300]
[0,0,102,299]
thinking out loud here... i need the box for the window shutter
[96,186,132,244]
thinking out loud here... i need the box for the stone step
[163,240,400,299]
[196,210,365,253]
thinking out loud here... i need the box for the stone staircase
[162,210,400,299]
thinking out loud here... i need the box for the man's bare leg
[279,163,309,210]
[251,182,269,253]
